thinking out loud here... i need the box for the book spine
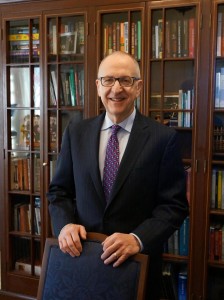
[188,18,195,58]
[165,20,171,58]
[179,217,189,256]
[178,272,187,300]
[69,68,76,106]
[137,21,141,59]
[217,12,222,56]
[124,21,129,53]
[120,22,124,52]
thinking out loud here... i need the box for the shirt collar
[101,108,136,133]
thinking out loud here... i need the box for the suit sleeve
[47,125,77,237]
[132,131,189,255]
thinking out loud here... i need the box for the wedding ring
[114,252,118,259]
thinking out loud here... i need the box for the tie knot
[111,124,121,135]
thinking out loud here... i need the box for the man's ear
[96,79,101,97]
[136,80,143,97]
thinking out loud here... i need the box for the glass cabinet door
[97,4,145,114]
[4,18,42,285]
[148,4,198,299]
[207,3,224,299]
[45,13,85,190]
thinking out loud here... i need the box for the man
[47,51,189,299]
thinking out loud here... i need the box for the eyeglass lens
[101,76,135,87]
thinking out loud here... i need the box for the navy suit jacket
[48,110,189,256]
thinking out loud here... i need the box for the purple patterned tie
[103,125,121,201]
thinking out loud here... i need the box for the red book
[189,18,195,58]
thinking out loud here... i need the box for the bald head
[98,51,141,78]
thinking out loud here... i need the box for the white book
[219,68,224,107]
[217,12,222,57]
[124,21,129,53]
[155,25,159,59]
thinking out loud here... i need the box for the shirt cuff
[130,233,144,252]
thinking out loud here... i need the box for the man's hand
[101,233,141,267]
[58,224,87,257]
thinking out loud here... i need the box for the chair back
[37,232,149,300]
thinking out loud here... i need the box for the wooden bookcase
[206,1,224,299]
[0,0,222,299]
[147,3,197,300]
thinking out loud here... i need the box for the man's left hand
[101,233,141,267]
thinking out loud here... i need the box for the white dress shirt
[99,108,136,180]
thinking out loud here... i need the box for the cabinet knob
[43,162,48,166]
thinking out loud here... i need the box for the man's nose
[112,79,123,90]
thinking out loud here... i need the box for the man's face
[96,55,142,123]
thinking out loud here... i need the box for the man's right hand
[58,224,87,257]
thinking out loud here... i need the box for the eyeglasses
[98,76,140,87]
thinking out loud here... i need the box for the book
[219,68,224,108]
[179,217,189,256]
[60,71,72,105]
[124,21,129,53]
[178,271,187,300]
[76,21,84,54]
[22,157,30,191]
[217,12,222,57]
[69,67,76,106]
[34,197,41,235]
[48,21,57,54]
[171,19,177,58]
[19,203,31,233]
[137,20,141,59]
[177,19,182,57]
[34,155,40,192]
[9,33,39,41]
[215,71,221,108]
[120,22,124,52]
[188,18,195,58]
[165,20,171,58]
[183,19,189,57]
[211,168,217,209]
[11,157,19,190]
[209,223,223,261]
[74,69,81,106]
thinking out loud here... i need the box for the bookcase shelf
[0,0,223,299]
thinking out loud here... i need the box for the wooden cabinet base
[0,290,36,300]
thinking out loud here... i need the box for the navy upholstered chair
[37,232,149,300]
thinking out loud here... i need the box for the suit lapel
[87,114,106,206]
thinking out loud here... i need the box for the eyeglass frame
[97,76,141,87]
